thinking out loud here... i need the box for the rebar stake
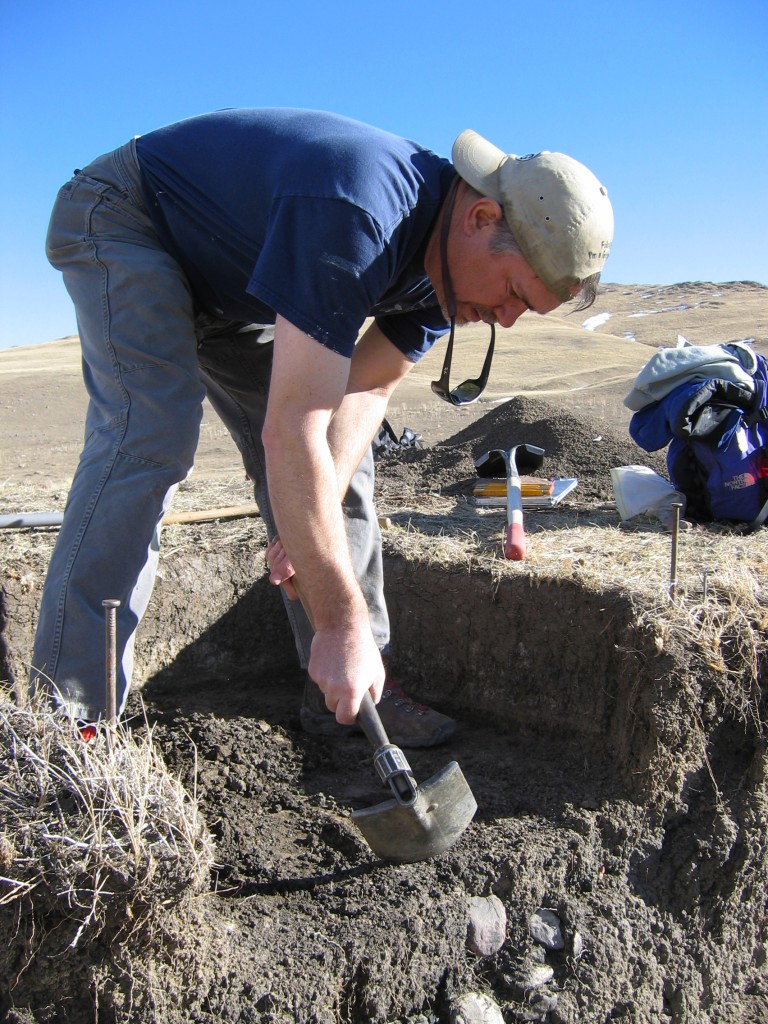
[103,599,121,726]
[668,503,683,600]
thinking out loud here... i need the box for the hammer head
[351,761,477,863]
[475,444,545,477]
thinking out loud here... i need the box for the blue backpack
[630,351,768,525]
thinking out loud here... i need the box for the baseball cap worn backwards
[452,129,614,301]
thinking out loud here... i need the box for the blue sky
[1,0,766,349]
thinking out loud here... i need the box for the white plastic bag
[611,465,686,528]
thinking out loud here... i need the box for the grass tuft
[0,686,214,950]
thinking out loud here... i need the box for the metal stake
[668,503,683,600]
[102,599,121,725]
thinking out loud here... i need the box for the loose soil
[1,283,767,1023]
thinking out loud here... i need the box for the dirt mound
[376,396,668,503]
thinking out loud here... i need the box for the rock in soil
[528,908,566,951]
[466,894,507,956]
[448,991,505,1024]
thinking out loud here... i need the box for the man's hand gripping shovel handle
[266,537,417,805]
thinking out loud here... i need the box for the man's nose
[495,301,526,329]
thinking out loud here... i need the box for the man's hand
[266,536,383,722]
[309,623,385,723]
[265,536,299,601]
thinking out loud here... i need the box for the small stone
[528,908,565,950]
[571,930,584,959]
[449,992,505,1024]
[530,990,558,1012]
[516,963,554,990]
[466,894,507,956]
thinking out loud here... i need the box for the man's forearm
[264,317,413,633]
[265,415,367,629]
[328,321,415,496]
[327,388,390,498]
[263,413,384,722]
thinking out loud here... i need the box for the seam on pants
[47,226,131,679]
[199,374,316,664]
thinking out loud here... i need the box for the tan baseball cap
[452,129,614,301]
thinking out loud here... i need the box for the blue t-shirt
[135,108,454,360]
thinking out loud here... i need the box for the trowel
[350,692,477,863]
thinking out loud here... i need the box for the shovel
[474,444,545,561]
[284,571,477,863]
[351,692,477,863]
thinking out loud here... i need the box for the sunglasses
[431,320,496,406]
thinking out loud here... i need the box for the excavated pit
[1,397,767,1024]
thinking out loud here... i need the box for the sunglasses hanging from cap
[431,176,497,406]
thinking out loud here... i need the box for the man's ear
[464,196,503,235]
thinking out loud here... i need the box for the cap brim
[452,129,507,203]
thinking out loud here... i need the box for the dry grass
[0,686,214,951]
[1,473,265,558]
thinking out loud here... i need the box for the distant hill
[1,282,766,479]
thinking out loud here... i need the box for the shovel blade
[351,761,477,863]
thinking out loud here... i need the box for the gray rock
[528,908,565,950]
[517,963,555,990]
[467,894,507,956]
[508,979,559,1021]
[449,991,505,1024]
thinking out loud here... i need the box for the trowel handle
[357,691,390,748]
[290,575,399,746]
[287,574,417,804]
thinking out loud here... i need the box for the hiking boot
[376,684,457,748]
[299,677,457,748]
